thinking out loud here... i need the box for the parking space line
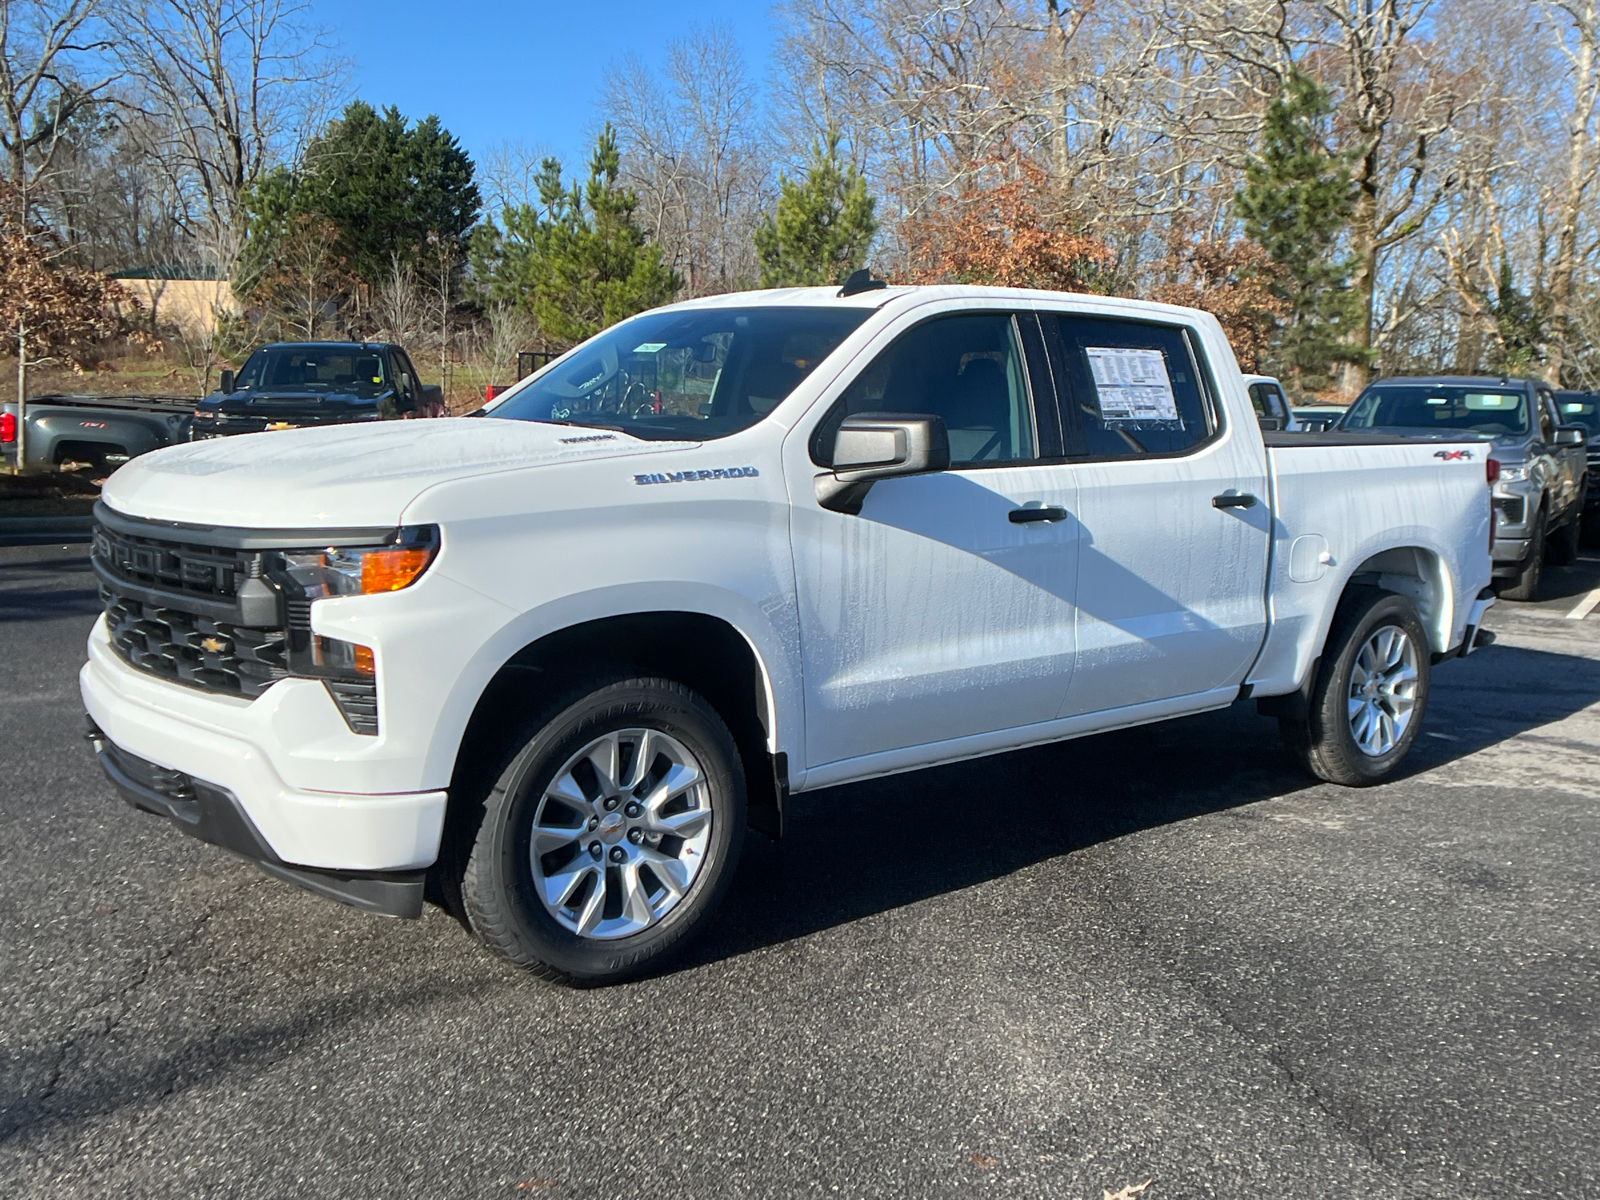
[1565,588,1600,620]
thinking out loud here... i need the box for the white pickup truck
[82,284,1495,983]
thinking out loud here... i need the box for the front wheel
[461,677,747,984]
[1280,588,1431,786]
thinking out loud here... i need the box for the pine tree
[471,125,679,346]
[296,102,481,286]
[755,133,877,287]
[1234,70,1361,392]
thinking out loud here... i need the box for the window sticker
[632,341,668,354]
[1084,347,1180,423]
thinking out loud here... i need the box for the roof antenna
[837,268,887,298]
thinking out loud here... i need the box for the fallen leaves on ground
[970,1153,998,1169]
[1104,1178,1154,1200]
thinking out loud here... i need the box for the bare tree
[1538,0,1600,384]
[600,25,770,295]
[0,0,117,466]
[111,0,344,241]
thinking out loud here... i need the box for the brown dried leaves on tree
[1148,240,1288,374]
[904,163,1111,293]
[0,185,131,368]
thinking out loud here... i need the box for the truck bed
[19,393,197,413]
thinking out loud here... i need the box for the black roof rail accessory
[837,269,887,298]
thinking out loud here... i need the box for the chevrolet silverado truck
[190,340,446,439]
[1339,375,1588,600]
[2,393,193,472]
[81,284,1495,984]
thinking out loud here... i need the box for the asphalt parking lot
[2,538,1597,1199]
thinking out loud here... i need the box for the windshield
[1557,392,1600,432]
[487,306,871,440]
[235,347,389,398]
[1340,384,1528,436]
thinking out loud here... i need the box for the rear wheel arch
[1341,545,1449,655]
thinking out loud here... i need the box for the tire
[460,676,746,985]
[1280,588,1431,786]
[1496,507,1546,601]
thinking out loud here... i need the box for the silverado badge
[200,636,227,654]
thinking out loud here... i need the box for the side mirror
[217,369,234,395]
[1555,424,1588,447]
[1257,415,1284,432]
[816,413,950,513]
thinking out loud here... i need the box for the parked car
[1292,405,1348,432]
[1,394,193,473]
[83,284,1495,984]
[190,341,446,439]
[1339,375,1587,600]
[1242,374,1300,431]
[1554,388,1600,544]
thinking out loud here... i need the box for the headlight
[271,525,439,736]
[279,525,440,598]
[1497,463,1527,482]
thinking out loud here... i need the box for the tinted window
[1341,385,1528,436]
[1247,383,1272,419]
[1047,315,1214,457]
[490,306,870,441]
[811,312,1038,466]
[1556,391,1600,432]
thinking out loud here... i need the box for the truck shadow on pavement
[0,552,100,625]
[689,637,1600,972]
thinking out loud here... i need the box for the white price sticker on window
[1085,347,1179,423]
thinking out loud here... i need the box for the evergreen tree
[471,125,679,346]
[1234,70,1361,392]
[296,101,480,286]
[755,133,877,287]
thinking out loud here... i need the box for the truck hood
[101,418,694,528]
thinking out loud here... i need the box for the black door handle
[1009,506,1069,524]
[1212,493,1258,509]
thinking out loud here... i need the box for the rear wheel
[1280,588,1431,786]
[461,676,746,985]
[1496,507,1546,601]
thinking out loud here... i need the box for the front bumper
[88,723,426,917]
[81,621,447,875]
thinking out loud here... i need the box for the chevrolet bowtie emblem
[200,636,227,653]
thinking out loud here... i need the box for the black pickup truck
[190,341,447,439]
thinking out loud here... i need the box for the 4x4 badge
[1433,449,1474,461]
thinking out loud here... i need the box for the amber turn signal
[360,546,435,594]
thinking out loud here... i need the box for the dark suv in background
[191,341,446,439]
[1340,376,1588,600]
[1554,389,1600,545]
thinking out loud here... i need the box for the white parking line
[1565,588,1600,620]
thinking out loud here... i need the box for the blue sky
[316,0,774,178]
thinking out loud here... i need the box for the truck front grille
[93,523,250,600]
[102,590,288,698]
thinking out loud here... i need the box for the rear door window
[1042,315,1217,458]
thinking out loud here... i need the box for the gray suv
[1340,376,1588,600]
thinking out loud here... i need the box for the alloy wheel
[528,728,713,939]
[1346,624,1420,757]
